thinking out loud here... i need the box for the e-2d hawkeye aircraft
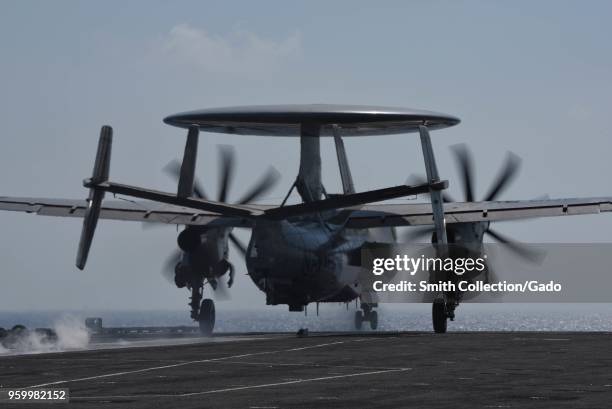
[1,105,611,334]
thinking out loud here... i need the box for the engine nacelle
[177,228,201,253]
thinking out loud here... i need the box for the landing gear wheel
[354,311,363,330]
[199,298,215,336]
[369,310,378,330]
[432,301,447,333]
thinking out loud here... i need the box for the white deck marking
[215,359,402,371]
[71,368,411,400]
[24,340,351,388]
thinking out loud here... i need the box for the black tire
[432,302,447,333]
[199,299,215,336]
[369,310,378,330]
[354,311,363,330]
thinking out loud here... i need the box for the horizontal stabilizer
[92,181,261,218]
[264,181,447,219]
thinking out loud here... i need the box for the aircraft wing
[2,195,612,229]
[0,196,265,227]
[345,197,612,228]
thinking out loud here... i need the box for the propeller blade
[482,152,521,201]
[236,167,281,204]
[211,278,230,300]
[162,158,181,179]
[483,262,505,299]
[161,249,181,284]
[484,261,498,284]
[229,232,247,257]
[485,228,544,263]
[163,159,208,199]
[162,159,183,195]
[192,180,208,200]
[450,144,476,202]
[217,145,235,203]
[405,174,455,203]
[402,226,435,242]
[227,261,235,288]
[460,260,504,300]
[405,174,427,186]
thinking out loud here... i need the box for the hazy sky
[1,0,611,311]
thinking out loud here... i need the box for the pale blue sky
[0,1,611,310]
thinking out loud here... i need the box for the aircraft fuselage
[245,217,389,310]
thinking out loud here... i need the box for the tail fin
[76,126,112,270]
[177,126,199,198]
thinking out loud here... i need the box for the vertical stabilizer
[332,125,355,195]
[76,126,112,270]
[177,126,199,198]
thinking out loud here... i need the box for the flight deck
[1,331,611,408]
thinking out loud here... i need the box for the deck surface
[1,332,611,408]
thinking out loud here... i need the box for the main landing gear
[354,303,378,330]
[189,283,216,336]
[432,297,457,334]
[432,299,447,334]
[199,299,215,336]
